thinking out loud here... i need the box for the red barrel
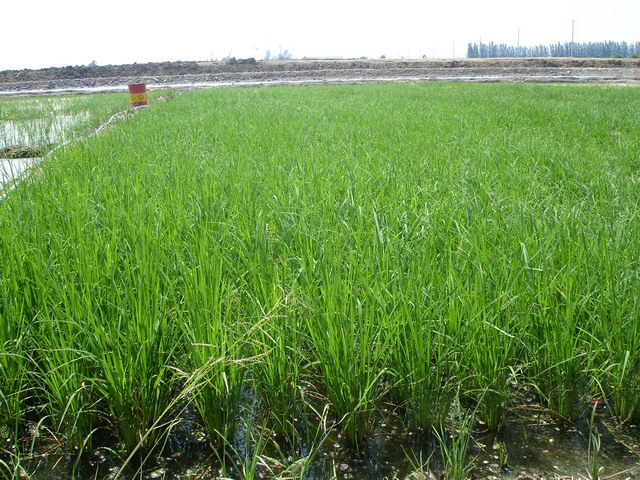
[128,83,148,107]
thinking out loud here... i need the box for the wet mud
[0,145,50,158]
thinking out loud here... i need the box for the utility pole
[570,19,575,57]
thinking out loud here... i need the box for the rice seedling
[434,397,475,480]
[230,205,306,438]
[0,301,29,435]
[387,287,453,431]
[399,448,435,480]
[0,448,29,480]
[304,236,391,444]
[216,412,323,480]
[216,415,269,480]
[180,238,246,448]
[587,401,604,480]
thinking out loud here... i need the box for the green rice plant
[376,201,458,431]
[112,310,272,480]
[586,401,604,480]
[304,239,389,445]
[457,240,518,430]
[464,210,532,429]
[610,353,640,422]
[247,293,303,438]
[434,397,475,480]
[181,238,246,447]
[0,82,639,477]
[528,296,586,418]
[91,256,182,453]
[30,315,100,451]
[387,290,453,431]
[0,347,26,434]
[0,301,29,434]
[230,207,306,438]
[26,175,181,454]
[17,237,102,450]
[465,319,515,431]
[591,231,640,422]
[524,241,591,419]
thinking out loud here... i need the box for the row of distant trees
[467,41,640,58]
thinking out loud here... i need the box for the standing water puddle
[0,111,89,149]
[0,157,37,185]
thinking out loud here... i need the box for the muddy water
[21,408,640,480]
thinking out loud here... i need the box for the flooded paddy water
[0,93,144,191]
[0,157,36,186]
[16,403,640,480]
[9,379,640,479]
[0,99,92,191]
[0,111,89,149]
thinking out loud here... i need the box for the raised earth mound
[1,57,639,94]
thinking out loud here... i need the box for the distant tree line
[264,49,293,60]
[467,41,640,58]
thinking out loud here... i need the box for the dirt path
[1,58,639,95]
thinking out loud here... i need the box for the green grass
[0,82,639,477]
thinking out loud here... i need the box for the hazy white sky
[2,0,638,70]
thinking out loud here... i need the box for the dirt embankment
[1,57,639,93]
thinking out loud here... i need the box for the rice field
[0,93,144,148]
[0,91,174,137]
[0,90,174,197]
[0,82,639,479]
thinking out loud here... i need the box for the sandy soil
[1,58,639,94]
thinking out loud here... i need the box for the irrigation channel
[1,83,639,480]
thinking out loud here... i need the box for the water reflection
[0,157,36,185]
[21,409,640,480]
[0,111,89,149]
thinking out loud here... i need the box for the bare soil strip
[1,58,639,95]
